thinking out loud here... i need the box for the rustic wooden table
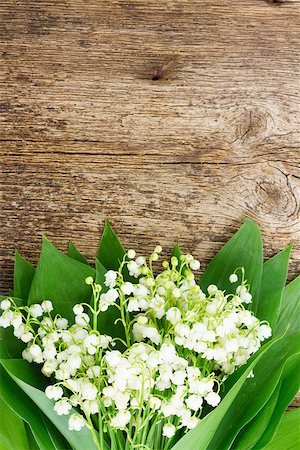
[0,0,299,402]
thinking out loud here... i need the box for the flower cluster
[0,248,272,450]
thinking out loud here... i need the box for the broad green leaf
[94,258,108,293]
[0,296,26,358]
[1,358,100,450]
[256,245,291,331]
[0,363,61,450]
[253,353,300,449]
[0,340,9,358]
[234,351,300,449]
[0,332,55,450]
[262,409,300,450]
[13,251,35,301]
[97,221,137,283]
[232,381,281,449]
[24,424,40,450]
[0,397,30,450]
[67,241,89,265]
[172,331,300,450]
[275,275,300,337]
[0,326,25,359]
[97,220,125,271]
[0,348,48,389]
[199,219,263,312]
[28,236,95,322]
[40,413,72,450]
[206,331,300,450]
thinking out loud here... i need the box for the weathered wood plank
[0,142,299,292]
[0,1,299,146]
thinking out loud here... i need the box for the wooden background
[0,0,299,403]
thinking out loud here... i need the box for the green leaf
[13,251,35,301]
[24,424,40,450]
[0,358,100,450]
[253,353,300,449]
[232,381,281,449]
[256,245,291,331]
[206,331,300,450]
[67,241,89,265]
[40,413,72,450]
[97,220,125,271]
[1,349,48,389]
[0,362,64,449]
[94,258,108,293]
[234,351,300,449]
[96,221,137,283]
[199,219,263,311]
[262,409,300,450]
[28,236,95,322]
[172,331,300,450]
[275,275,300,337]
[0,397,30,450]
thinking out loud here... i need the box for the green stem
[108,428,118,450]
[155,421,162,449]
[98,410,104,450]
[141,406,151,446]
[93,287,99,331]
[87,416,101,450]
[115,430,125,449]
[120,293,131,347]
[125,422,133,450]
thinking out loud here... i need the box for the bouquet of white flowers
[0,219,299,450]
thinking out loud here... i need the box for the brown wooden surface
[0,0,299,405]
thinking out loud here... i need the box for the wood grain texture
[0,0,299,405]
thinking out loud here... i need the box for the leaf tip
[103,218,112,230]
[243,217,260,232]
[41,234,49,244]
[172,242,182,258]
[68,240,74,250]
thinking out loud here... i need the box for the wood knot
[229,163,298,226]
[152,57,177,81]
[253,165,298,221]
[232,108,275,145]
[267,0,291,4]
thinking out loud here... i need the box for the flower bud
[85,276,94,285]
[127,249,136,259]
[171,256,178,267]
[151,252,159,261]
